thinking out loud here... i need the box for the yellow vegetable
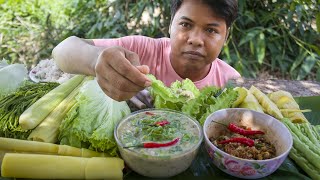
[1,153,124,179]
[268,90,298,109]
[19,75,85,130]
[27,76,92,143]
[85,157,124,179]
[249,86,283,119]
[238,87,264,113]
[81,148,109,157]
[268,90,308,123]
[0,137,58,153]
[0,137,109,157]
[232,87,248,108]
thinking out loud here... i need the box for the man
[52,0,240,102]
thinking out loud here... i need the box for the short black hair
[170,0,238,28]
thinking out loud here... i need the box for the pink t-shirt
[93,35,240,89]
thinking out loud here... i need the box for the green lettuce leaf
[147,74,199,110]
[199,88,238,125]
[182,86,220,120]
[59,80,131,156]
[147,74,237,125]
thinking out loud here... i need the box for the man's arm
[51,36,151,101]
[52,36,103,76]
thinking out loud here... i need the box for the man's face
[169,0,228,72]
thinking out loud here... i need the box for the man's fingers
[108,54,151,88]
[95,46,152,102]
[125,51,140,66]
[125,50,150,75]
[136,65,150,75]
[97,64,144,92]
[97,78,138,101]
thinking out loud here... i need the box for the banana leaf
[125,96,319,180]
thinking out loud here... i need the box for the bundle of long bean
[282,118,320,180]
[0,82,59,139]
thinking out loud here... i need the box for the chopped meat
[209,128,276,160]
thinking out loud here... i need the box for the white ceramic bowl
[203,108,293,179]
[114,109,203,178]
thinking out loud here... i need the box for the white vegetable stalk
[19,75,85,130]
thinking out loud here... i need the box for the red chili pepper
[143,138,180,148]
[154,120,170,126]
[218,137,255,147]
[228,123,265,135]
[123,138,180,149]
[213,121,264,135]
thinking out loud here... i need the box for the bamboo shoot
[1,153,124,179]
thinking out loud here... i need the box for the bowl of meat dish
[203,108,293,179]
[114,109,203,178]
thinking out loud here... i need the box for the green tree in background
[0,0,319,81]
[225,0,320,80]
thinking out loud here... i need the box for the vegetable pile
[282,119,320,180]
[58,80,131,156]
[0,62,129,179]
[0,63,319,179]
[0,82,59,139]
[147,74,239,125]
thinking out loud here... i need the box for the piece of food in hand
[249,86,283,119]
[1,153,124,179]
[268,90,308,123]
[147,74,200,110]
[238,87,264,113]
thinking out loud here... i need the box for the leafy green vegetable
[182,86,220,120]
[0,63,28,99]
[58,80,131,156]
[130,117,179,142]
[147,74,238,125]
[0,82,59,139]
[198,88,238,125]
[147,74,200,111]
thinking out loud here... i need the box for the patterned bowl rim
[203,108,293,163]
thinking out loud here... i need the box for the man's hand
[94,46,151,101]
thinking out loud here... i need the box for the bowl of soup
[114,109,203,178]
[203,108,293,179]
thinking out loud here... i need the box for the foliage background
[0,0,319,81]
